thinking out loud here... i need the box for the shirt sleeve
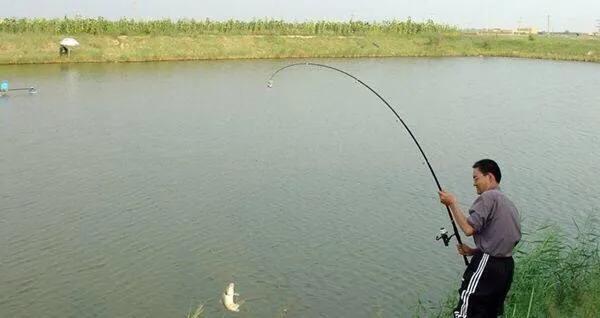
[467,193,494,233]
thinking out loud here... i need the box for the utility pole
[547,15,550,34]
[596,19,600,34]
[132,0,138,20]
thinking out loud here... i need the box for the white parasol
[60,38,80,47]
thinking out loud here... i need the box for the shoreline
[1,33,599,65]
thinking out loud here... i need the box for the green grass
[423,219,600,318]
[1,32,599,65]
[0,18,599,64]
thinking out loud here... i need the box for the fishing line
[267,62,469,266]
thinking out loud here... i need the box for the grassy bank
[423,220,600,318]
[1,18,599,64]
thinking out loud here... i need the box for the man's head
[472,159,501,194]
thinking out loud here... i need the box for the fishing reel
[435,227,455,247]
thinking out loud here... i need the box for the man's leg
[453,253,484,318]
[493,258,515,316]
[464,255,514,317]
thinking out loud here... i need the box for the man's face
[472,168,492,195]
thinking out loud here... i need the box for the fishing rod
[8,87,37,92]
[0,81,37,95]
[267,62,469,266]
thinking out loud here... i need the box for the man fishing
[267,64,519,316]
[438,159,521,318]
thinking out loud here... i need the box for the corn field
[0,17,457,36]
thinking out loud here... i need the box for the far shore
[1,33,599,65]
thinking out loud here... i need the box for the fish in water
[222,282,241,312]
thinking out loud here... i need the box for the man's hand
[438,190,457,207]
[457,244,477,256]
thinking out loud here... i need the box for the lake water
[1,57,599,317]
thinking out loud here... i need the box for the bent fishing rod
[267,62,469,266]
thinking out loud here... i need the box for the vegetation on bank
[420,220,600,318]
[0,18,599,64]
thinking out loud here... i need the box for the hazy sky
[3,0,599,32]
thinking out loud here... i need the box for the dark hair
[472,159,502,183]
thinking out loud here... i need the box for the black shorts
[453,253,514,318]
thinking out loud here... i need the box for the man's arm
[438,191,476,236]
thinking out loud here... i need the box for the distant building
[514,27,538,35]
[490,28,514,34]
[471,28,513,35]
